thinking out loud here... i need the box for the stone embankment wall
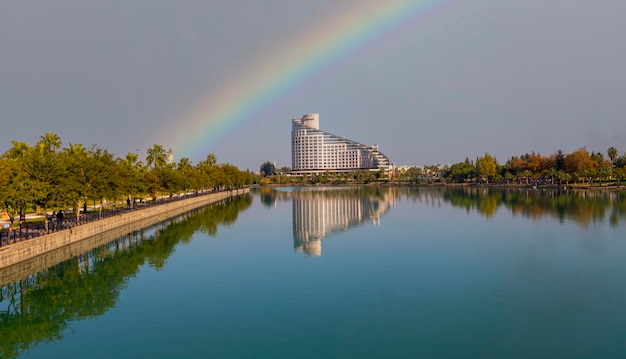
[0,188,249,277]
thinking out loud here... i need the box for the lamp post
[19,207,25,239]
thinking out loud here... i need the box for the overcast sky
[2,0,625,170]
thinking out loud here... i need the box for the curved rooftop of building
[291,114,391,174]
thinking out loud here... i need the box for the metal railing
[0,188,243,247]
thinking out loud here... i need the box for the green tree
[1,142,47,226]
[144,167,171,200]
[122,151,140,168]
[177,157,192,171]
[444,160,476,183]
[146,144,167,168]
[0,156,43,227]
[260,161,277,177]
[554,149,566,171]
[58,143,95,220]
[520,170,532,185]
[614,168,625,187]
[556,170,571,186]
[117,152,146,202]
[615,154,626,169]
[204,153,217,167]
[608,146,619,164]
[90,147,122,216]
[0,134,252,227]
[30,134,64,217]
[175,157,194,193]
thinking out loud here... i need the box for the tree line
[440,147,626,185]
[257,146,626,187]
[0,133,253,226]
[0,194,252,359]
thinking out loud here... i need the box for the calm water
[2,187,626,358]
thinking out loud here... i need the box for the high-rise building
[291,114,391,174]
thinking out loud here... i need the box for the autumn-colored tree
[526,152,545,174]
[506,156,525,175]
[476,153,497,184]
[564,147,597,175]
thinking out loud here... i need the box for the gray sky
[2,0,625,170]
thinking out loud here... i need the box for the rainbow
[164,0,460,160]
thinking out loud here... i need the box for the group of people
[48,210,65,228]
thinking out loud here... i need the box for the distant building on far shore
[290,113,392,175]
[167,149,174,165]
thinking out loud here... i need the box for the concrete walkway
[0,188,249,271]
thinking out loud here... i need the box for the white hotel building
[291,114,392,175]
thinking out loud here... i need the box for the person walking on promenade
[49,211,56,232]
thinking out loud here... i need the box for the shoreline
[255,182,626,191]
[0,188,249,273]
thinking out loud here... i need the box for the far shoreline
[253,182,626,192]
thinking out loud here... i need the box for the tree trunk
[99,198,104,218]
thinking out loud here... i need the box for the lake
[2,186,626,358]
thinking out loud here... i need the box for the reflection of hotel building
[291,114,392,175]
[292,189,394,256]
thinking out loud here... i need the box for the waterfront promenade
[0,187,249,270]
[0,189,239,245]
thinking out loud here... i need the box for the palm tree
[146,144,167,168]
[177,157,192,171]
[118,152,145,202]
[198,153,217,168]
[124,152,138,168]
[63,143,87,156]
[608,147,619,165]
[4,141,31,159]
[37,132,62,153]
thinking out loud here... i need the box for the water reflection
[3,187,626,357]
[0,195,251,359]
[259,187,396,256]
[436,187,626,228]
[257,187,626,255]
[292,188,395,256]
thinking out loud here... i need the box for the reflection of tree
[197,195,252,236]
[252,186,392,204]
[255,186,626,228]
[0,239,144,359]
[441,188,501,218]
[498,189,619,227]
[143,194,252,269]
[433,187,626,227]
[0,194,251,358]
[259,188,276,208]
